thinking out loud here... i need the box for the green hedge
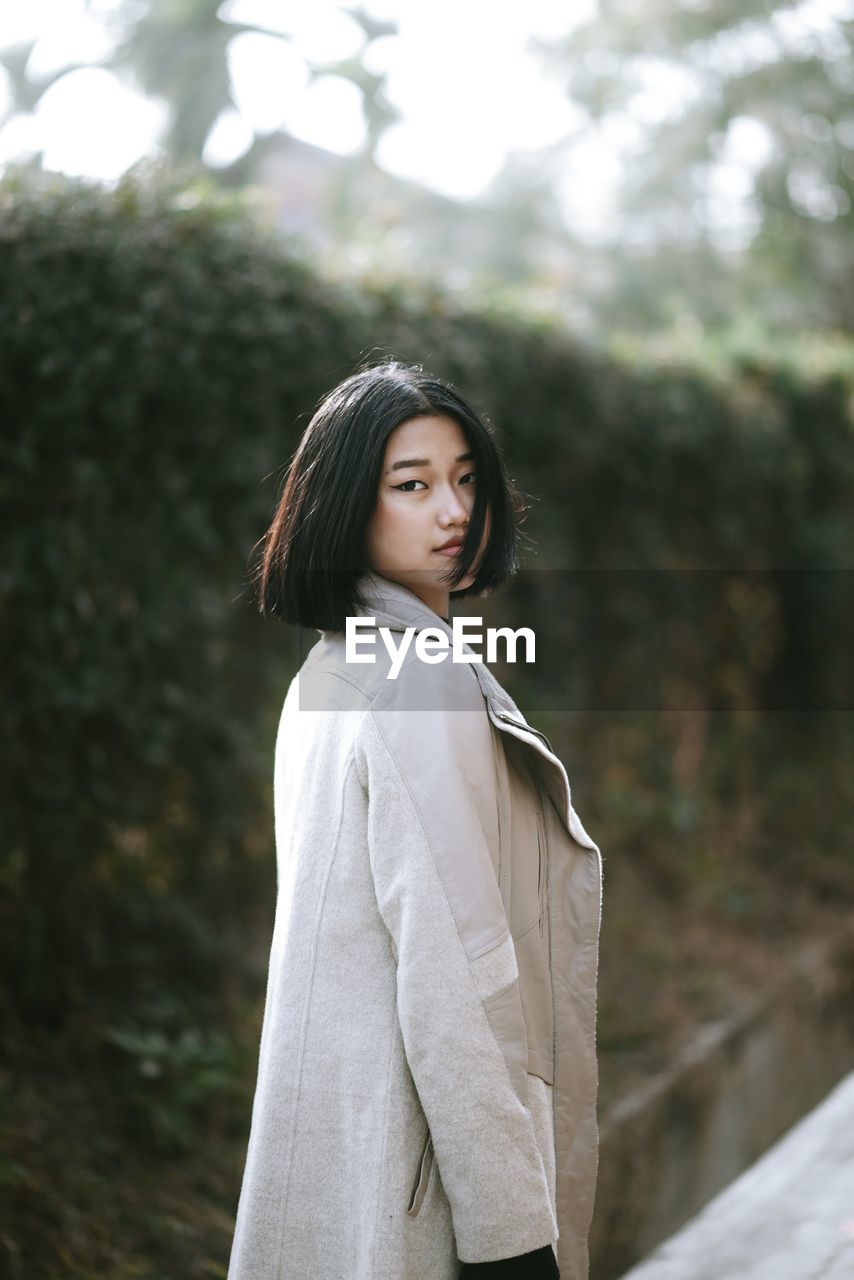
[2,163,852,1040]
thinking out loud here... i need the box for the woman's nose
[438,484,469,523]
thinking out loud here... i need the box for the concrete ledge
[590,928,854,1278]
[617,1069,854,1280]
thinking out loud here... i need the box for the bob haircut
[252,357,527,633]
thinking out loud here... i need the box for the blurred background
[1,3,853,1278]
[3,0,854,336]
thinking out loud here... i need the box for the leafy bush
[101,1015,244,1154]
[1,160,852,1047]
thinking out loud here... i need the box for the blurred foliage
[0,0,399,172]
[1,160,853,1034]
[101,1017,242,1153]
[1,161,853,1277]
[533,0,854,332]
[2,4,853,344]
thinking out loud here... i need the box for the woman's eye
[393,474,475,492]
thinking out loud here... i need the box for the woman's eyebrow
[386,451,474,475]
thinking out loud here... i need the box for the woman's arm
[354,661,558,1266]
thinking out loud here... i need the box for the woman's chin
[370,565,476,595]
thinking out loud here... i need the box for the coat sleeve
[353,661,559,1265]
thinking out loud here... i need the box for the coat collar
[354,569,454,636]
[351,571,599,852]
[353,570,517,717]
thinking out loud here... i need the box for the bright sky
[0,0,833,245]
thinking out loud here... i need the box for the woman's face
[364,413,489,617]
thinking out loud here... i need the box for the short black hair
[251,356,527,632]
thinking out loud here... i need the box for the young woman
[228,358,603,1280]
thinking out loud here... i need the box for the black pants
[458,1243,560,1278]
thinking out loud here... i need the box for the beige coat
[227,571,603,1280]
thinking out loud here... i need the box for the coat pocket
[407,1128,435,1218]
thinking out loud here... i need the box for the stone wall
[590,928,854,1280]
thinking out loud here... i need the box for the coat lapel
[353,572,599,854]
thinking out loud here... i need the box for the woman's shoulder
[300,625,489,717]
[291,629,504,802]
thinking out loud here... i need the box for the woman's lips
[435,544,463,556]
